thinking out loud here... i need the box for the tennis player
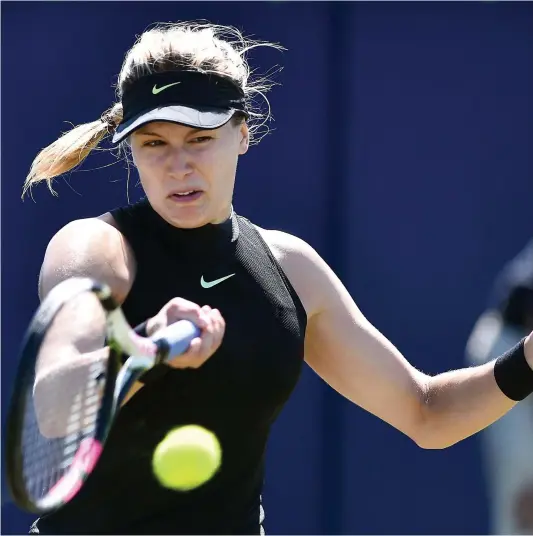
[24,21,533,535]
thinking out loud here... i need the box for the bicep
[262,228,429,442]
[305,292,428,441]
[39,218,134,303]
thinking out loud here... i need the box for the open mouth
[169,190,203,202]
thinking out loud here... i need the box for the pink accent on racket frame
[46,438,103,505]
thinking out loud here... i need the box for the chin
[161,202,212,229]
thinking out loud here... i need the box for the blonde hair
[23,21,284,198]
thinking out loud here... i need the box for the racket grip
[151,320,201,361]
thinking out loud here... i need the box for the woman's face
[130,119,249,228]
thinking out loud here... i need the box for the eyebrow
[136,127,212,136]
[136,130,163,137]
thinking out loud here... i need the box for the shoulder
[255,226,316,262]
[45,213,127,258]
[254,226,331,318]
[39,213,135,303]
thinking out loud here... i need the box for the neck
[141,199,239,255]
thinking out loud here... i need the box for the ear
[238,122,249,155]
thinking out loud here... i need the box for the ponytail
[22,102,123,198]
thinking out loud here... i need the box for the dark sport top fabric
[33,199,307,535]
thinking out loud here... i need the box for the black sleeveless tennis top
[33,199,307,535]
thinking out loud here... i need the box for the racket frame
[5,277,197,514]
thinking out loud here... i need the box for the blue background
[2,2,532,534]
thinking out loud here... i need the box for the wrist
[494,337,533,401]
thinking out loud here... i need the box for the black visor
[112,70,248,143]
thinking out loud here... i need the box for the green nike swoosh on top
[200,274,235,289]
[152,82,181,95]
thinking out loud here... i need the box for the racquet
[5,276,200,514]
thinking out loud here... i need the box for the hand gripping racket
[5,276,200,514]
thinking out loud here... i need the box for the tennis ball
[152,425,221,491]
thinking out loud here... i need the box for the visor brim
[112,105,236,144]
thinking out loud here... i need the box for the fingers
[194,305,225,359]
[165,298,211,329]
[147,298,209,336]
[161,301,225,370]
[194,305,216,359]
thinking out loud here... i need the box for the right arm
[34,216,136,436]
[38,214,135,303]
[34,216,224,437]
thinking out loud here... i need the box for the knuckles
[152,297,226,370]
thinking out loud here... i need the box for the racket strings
[19,291,109,506]
[21,364,105,503]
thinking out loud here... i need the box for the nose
[166,146,193,178]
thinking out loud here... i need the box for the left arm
[263,229,533,449]
[420,357,523,448]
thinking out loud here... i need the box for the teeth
[176,191,194,196]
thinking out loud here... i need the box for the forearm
[418,334,533,449]
[34,319,154,437]
[34,348,109,438]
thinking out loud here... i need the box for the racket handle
[151,320,201,361]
